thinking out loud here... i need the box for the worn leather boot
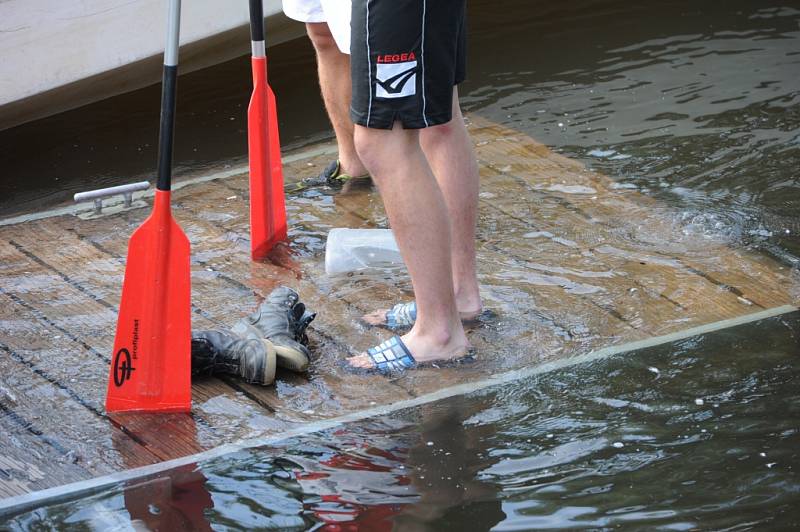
[232,286,316,373]
[191,330,276,386]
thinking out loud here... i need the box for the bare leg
[362,88,481,325]
[419,88,481,316]
[305,23,367,177]
[349,123,469,365]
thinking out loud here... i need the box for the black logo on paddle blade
[113,348,135,387]
[376,66,417,95]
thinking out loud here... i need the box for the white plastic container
[325,228,404,274]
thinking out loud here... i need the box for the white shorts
[282,0,351,54]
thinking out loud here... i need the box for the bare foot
[348,329,470,369]
[339,159,369,178]
[361,304,483,327]
[362,308,395,326]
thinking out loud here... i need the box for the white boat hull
[0,0,303,131]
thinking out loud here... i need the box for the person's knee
[305,22,339,54]
[354,125,415,180]
[419,120,458,151]
[420,91,465,150]
[353,127,385,175]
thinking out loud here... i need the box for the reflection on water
[6,312,798,529]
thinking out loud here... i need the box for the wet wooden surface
[0,115,797,500]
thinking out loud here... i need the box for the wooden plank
[106,413,204,463]
[276,140,694,347]
[660,250,794,309]
[474,176,740,329]
[274,163,643,348]
[218,146,699,374]
[0,336,159,476]
[469,117,796,312]
[173,178,425,417]
[191,378,293,433]
[0,238,229,452]
[165,186,420,419]
[0,398,93,498]
[158,168,582,408]
[243,173,616,401]
[0,446,64,499]
[33,178,416,424]
[4,219,225,331]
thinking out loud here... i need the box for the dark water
[3,313,798,530]
[2,0,798,263]
[0,34,329,219]
[461,0,800,261]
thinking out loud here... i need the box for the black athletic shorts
[350,0,467,130]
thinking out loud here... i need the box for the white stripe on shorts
[365,0,373,126]
[420,0,429,126]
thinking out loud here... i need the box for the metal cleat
[73,181,150,219]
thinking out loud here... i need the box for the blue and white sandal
[380,301,495,331]
[385,302,417,330]
[365,336,417,374]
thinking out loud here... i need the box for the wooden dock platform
[0,115,797,501]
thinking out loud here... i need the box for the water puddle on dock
[3,312,798,529]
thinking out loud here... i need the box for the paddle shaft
[249,0,265,53]
[157,0,181,192]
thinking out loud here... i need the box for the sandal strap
[321,160,342,184]
[288,160,371,193]
[323,160,370,183]
[366,336,416,373]
[385,301,417,329]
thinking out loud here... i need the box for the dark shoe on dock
[232,286,316,373]
[289,160,371,192]
[191,330,277,386]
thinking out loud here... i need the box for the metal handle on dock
[73,181,150,214]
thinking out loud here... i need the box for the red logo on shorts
[377,52,416,64]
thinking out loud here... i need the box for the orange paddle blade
[248,55,287,261]
[106,190,192,413]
